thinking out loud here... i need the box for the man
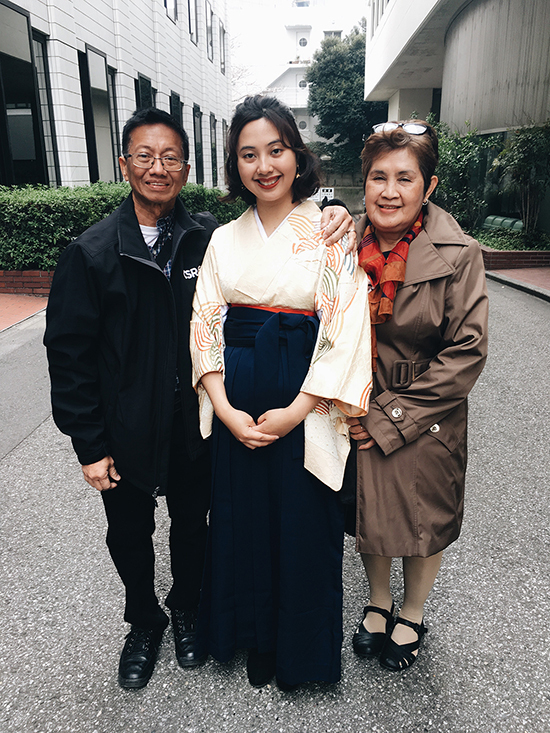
[44,107,352,690]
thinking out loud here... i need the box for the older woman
[348,121,488,671]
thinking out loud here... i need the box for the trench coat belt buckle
[391,359,430,389]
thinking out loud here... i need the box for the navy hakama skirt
[196,307,345,685]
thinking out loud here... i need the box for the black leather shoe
[172,609,206,668]
[118,625,166,689]
[352,602,395,658]
[246,649,276,688]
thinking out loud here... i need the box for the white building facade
[264,0,365,144]
[0,0,231,188]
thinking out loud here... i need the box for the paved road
[1,280,549,733]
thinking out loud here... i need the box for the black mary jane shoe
[352,602,395,658]
[246,649,276,688]
[118,624,166,689]
[172,609,206,668]
[379,616,427,671]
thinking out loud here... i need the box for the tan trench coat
[355,202,488,557]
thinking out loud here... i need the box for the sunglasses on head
[372,122,429,135]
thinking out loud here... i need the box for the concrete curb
[0,306,47,334]
[485,270,550,303]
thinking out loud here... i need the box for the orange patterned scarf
[358,212,424,369]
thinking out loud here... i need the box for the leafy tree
[492,120,550,234]
[306,21,387,179]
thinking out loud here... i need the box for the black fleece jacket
[44,194,218,495]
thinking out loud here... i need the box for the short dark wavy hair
[360,120,439,193]
[122,107,189,161]
[223,95,321,205]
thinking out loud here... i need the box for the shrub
[474,228,550,252]
[430,120,502,232]
[0,182,246,270]
[491,121,550,234]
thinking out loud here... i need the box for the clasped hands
[219,392,320,450]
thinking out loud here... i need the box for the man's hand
[320,205,357,252]
[347,417,376,450]
[82,456,121,491]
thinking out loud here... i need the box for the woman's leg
[360,554,393,633]
[391,551,443,649]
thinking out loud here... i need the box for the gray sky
[226,0,366,105]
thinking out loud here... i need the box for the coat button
[430,424,440,433]
[391,407,402,419]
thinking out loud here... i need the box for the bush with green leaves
[474,227,550,252]
[430,119,502,232]
[491,121,550,234]
[0,182,246,270]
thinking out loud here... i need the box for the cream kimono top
[190,199,372,491]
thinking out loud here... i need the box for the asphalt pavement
[1,278,549,733]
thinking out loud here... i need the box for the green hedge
[474,228,550,251]
[0,182,247,270]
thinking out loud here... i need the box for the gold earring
[296,167,301,179]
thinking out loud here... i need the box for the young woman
[190,96,372,689]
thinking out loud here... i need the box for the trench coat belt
[390,359,430,390]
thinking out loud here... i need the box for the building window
[170,91,183,126]
[324,30,341,38]
[79,47,116,183]
[188,0,198,44]
[298,79,307,89]
[107,66,122,182]
[222,118,227,164]
[0,2,48,185]
[205,1,214,61]
[298,120,307,130]
[193,103,203,184]
[165,0,177,22]
[299,37,308,47]
[32,32,60,186]
[135,74,153,109]
[210,113,217,187]
[219,20,226,75]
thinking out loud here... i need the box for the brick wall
[0,271,55,295]
[480,246,550,270]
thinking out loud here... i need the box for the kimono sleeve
[301,239,372,418]
[189,238,227,437]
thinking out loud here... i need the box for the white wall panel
[441,0,550,132]
[9,0,230,185]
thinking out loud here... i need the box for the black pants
[101,407,211,630]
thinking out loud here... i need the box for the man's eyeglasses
[372,122,429,135]
[124,153,188,171]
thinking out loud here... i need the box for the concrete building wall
[1,0,231,187]
[442,0,550,133]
